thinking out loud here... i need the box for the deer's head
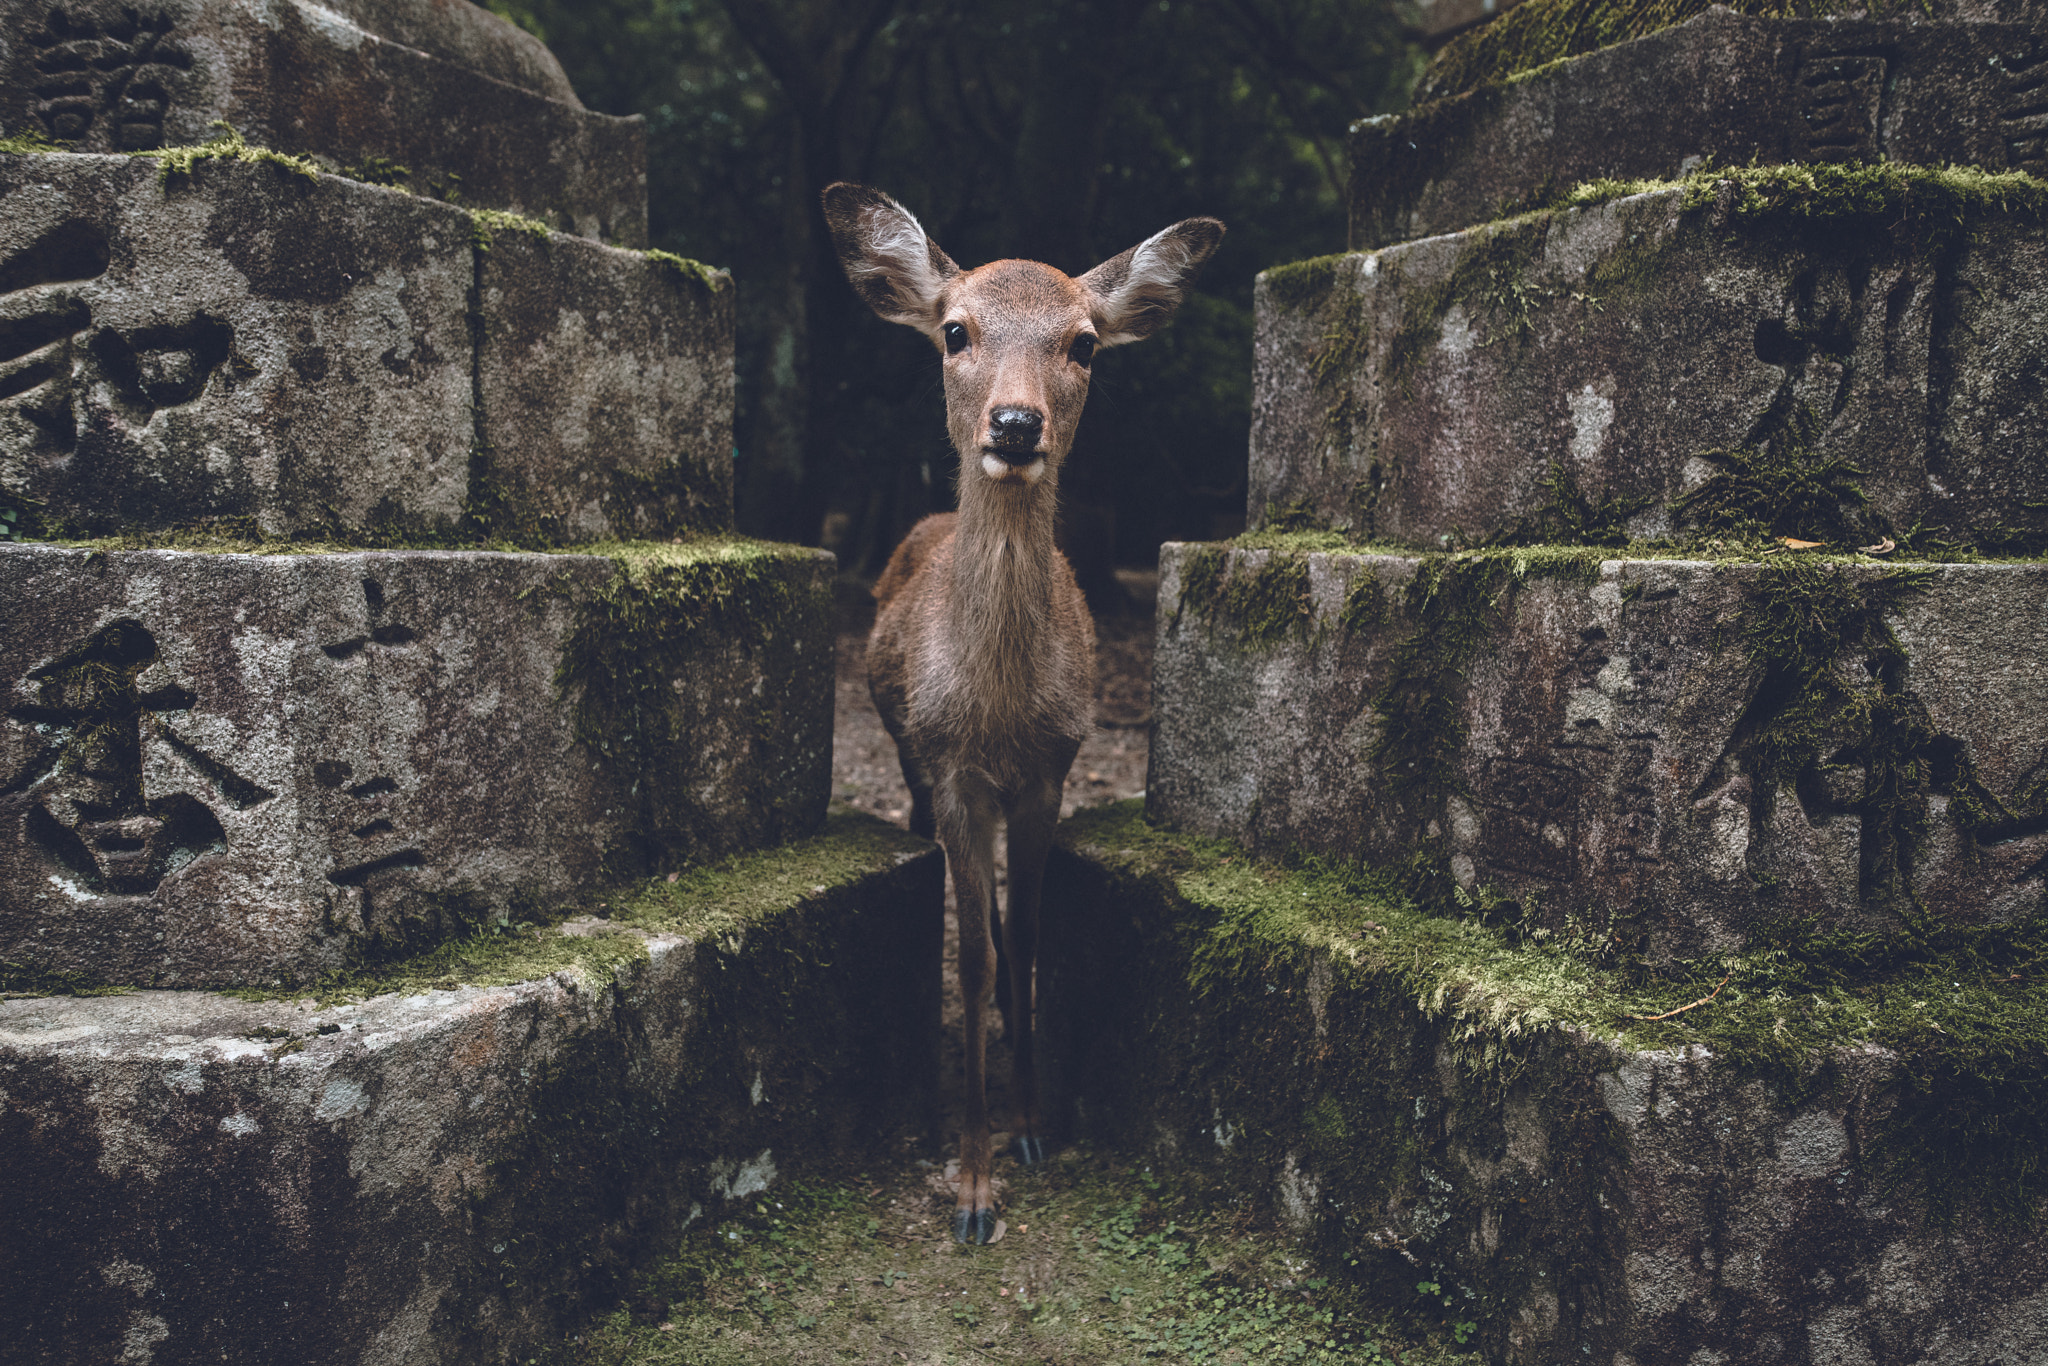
[824,183,1224,489]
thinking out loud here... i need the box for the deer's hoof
[954,1207,997,1245]
[1012,1134,1047,1166]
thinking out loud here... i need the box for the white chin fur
[981,453,1045,484]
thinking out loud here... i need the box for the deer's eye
[943,322,969,354]
[1069,334,1097,367]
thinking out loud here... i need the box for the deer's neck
[941,468,1062,700]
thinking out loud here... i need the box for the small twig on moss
[1627,972,1732,1022]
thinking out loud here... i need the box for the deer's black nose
[987,407,1044,457]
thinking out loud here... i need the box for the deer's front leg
[938,773,1001,1244]
[1002,775,1063,1166]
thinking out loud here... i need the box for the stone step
[0,0,646,244]
[1148,542,2048,961]
[0,152,730,542]
[1041,803,2048,1366]
[1253,173,2048,553]
[0,538,832,987]
[0,812,945,1366]
[1355,8,2048,250]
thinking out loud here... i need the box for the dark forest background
[486,0,1423,584]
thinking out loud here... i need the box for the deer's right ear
[822,183,959,334]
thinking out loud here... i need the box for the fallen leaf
[1861,536,1896,555]
[989,1219,1007,1243]
[666,872,678,883]
[1780,537,1825,550]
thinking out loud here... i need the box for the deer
[822,182,1224,1244]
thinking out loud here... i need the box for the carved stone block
[0,817,942,1363]
[476,230,734,541]
[0,0,646,243]
[1149,545,2048,960]
[1254,186,2048,552]
[1041,821,2048,1366]
[0,153,727,540]
[1355,9,2048,250]
[0,540,834,986]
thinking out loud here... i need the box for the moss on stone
[643,248,732,293]
[555,537,831,879]
[1061,800,2048,1225]
[0,127,66,155]
[1352,547,1609,800]
[342,154,411,188]
[1232,526,1355,553]
[455,809,937,1336]
[1422,0,1889,102]
[1383,216,1552,388]
[1171,546,1317,648]
[609,809,930,941]
[1672,407,1874,546]
[150,122,321,186]
[1262,253,1347,312]
[469,206,556,252]
[1557,160,2048,255]
[1490,461,1649,549]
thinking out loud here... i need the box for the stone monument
[0,4,943,1360]
[1047,2,2048,1361]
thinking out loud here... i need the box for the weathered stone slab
[0,0,647,243]
[0,539,833,987]
[1041,805,2048,1366]
[1149,544,2048,959]
[476,229,734,541]
[1254,182,2048,552]
[0,153,727,541]
[1356,9,2048,249]
[0,814,945,1366]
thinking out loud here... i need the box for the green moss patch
[1671,410,1873,546]
[643,248,732,293]
[608,808,931,941]
[149,122,321,186]
[469,206,556,252]
[0,127,66,155]
[1491,461,1649,548]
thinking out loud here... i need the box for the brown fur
[823,181,1221,1242]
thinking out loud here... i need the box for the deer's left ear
[1080,217,1226,347]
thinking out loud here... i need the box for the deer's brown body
[825,182,1222,1243]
